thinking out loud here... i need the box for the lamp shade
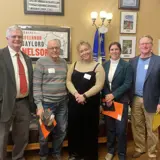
[100,11,107,19]
[106,13,113,20]
[91,12,98,19]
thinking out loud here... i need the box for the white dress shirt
[108,58,120,90]
[8,46,29,98]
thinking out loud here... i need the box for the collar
[8,46,22,57]
[110,58,120,64]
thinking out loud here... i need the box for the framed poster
[24,0,64,15]
[18,25,71,63]
[120,12,137,33]
[120,36,136,58]
[119,0,140,10]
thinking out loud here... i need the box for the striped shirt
[33,56,68,109]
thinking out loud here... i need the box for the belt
[135,94,143,98]
[16,96,28,102]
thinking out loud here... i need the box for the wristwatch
[83,94,87,99]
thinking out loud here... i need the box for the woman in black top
[66,41,105,160]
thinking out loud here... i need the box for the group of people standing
[102,36,160,160]
[0,24,160,160]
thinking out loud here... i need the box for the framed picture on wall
[18,25,71,63]
[120,12,137,33]
[24,0,64,15]
[119,36,136,58]
[158,40,160,56]
[119,0,140,10]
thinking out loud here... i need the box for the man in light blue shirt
[130,35,160,159]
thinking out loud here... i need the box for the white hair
[48,39,61,47]
[6,25,23,38]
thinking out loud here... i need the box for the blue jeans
[39,98,68,157]
[105,103,128,160]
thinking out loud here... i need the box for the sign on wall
[24,0,64,15]
[19,25,71,63]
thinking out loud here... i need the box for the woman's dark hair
[109,42,121,52]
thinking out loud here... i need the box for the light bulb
[100,11,107,19]
[106,13,113,20]
[90,12,98,19]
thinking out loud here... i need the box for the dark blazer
[129,53,160,113]
[0,47,34,122]
[102,58,133,104]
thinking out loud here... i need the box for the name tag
[48,68,55,73]
[84,73,91,80]
[144,65,148,70]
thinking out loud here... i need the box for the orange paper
[102,101,123,121]
[39,119,57,139]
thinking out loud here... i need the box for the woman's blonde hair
[76,41,92,52]
[76,41,93,60]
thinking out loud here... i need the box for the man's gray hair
[139,35,153,44]
[48,39,61,47]
[6,25,23,38]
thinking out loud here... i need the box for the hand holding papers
[102,99,124,121]
[39,109,57,139]
[102,99,115,111]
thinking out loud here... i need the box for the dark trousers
[68,101,99,160]
[105,104,128,160]
[0,98,30,160]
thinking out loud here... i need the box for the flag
[100,33,106,63]
[93,29,99,62]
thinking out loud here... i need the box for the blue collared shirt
[135,57,150,96]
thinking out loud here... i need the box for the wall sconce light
[90,11,113,33]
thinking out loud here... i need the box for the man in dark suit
[0,25,34,160]
[130,35,160,159]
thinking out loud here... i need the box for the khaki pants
[131,96,159,154]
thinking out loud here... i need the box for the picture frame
[158,40,160,56]
[24,0,64,15]
[119,36,136,58]
[119,0,140,10]
[120,12,137,33]
[18,25,71,63]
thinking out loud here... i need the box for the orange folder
[39,119,57,139]
[102,101,124,121]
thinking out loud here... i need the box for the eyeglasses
[140,42,152,46]
[48,47,60,50]
[10,35,23,39]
